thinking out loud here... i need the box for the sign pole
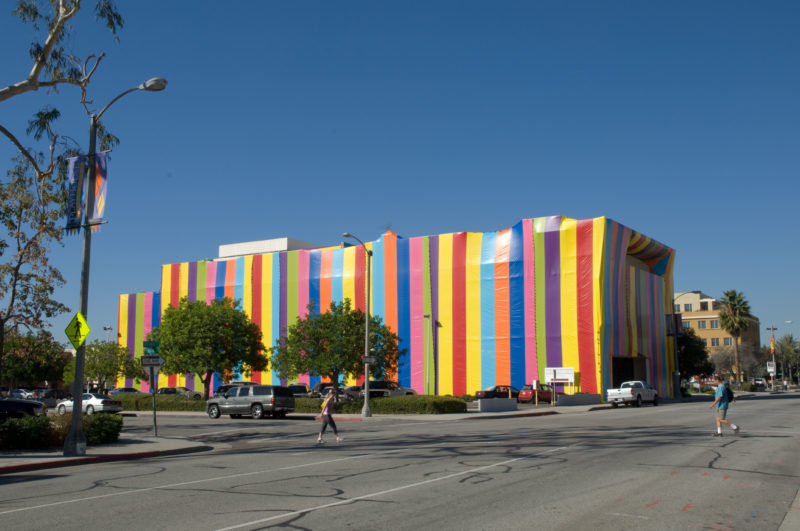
[150,366,157,437]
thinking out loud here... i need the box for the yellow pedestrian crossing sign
[66,312,91,349]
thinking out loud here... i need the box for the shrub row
[295,395,467,415]
[0,413,123,451]
[115,393,206,412]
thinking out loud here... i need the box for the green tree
[149,297,265,399]
[0,1,125,384]
[775,334,800,384]
[84,339,143,391]
[717,290,752,387]
[270,299,403,394]
[3,328,70,388]
[677,328,713,381]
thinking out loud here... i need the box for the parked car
[475,385,520,399]
[753,378,768,391]
[320,386,350,401]
[0,398,47,421]
[310,382,334,398]
[517,384,560,403]
[56,393,123,415]
[359,381,418,399]
[177,386,203,399]
[606,380,658,407]
[344,385,362,400]
[37,389,72,408]
[287,383,311,398]
[157,387,202,399]
[109,387,142,396]
[10,388,34,399]
[206,385,295,419]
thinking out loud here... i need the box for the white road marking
[214,445,572,531]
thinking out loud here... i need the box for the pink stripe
[522,219,537,382]
[143,292,153,341]
[298,250,310,319]
[409,237,425,392]
[205,261,217,303]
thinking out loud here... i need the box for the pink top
[322,398,334,415]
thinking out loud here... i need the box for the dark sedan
[474,385,520,399]
[0,398,47,421]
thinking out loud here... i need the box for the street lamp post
[64,77,167,457]
[767,324,779,392]
[343,232,372,418]
[103,326,113,341]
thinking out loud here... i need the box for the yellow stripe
[592,217,606,391]
[261,254,273,382]
[465,232,482,394]
[117,295,128,388]
[560,219,579,380]
[179,262,189,300]
[342,246,355,306]
[438,234,453,395]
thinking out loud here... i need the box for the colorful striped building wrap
[117,215,677,398]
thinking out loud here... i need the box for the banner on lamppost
[89,151,108,232]
[65,152,109,235]
[770,334,775,354]
[65,155,86,234]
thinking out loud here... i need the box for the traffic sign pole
[150,366,158,437]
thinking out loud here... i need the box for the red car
[517,384,560,403]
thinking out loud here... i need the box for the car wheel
[58,405,66,415]
[652,395,658,406]
[251,404,264,419]
[635,395,642,407]
[611,402,618,408]
[86,405,95,415]
[207,404,221,419]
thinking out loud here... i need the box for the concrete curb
[0,444,213,475]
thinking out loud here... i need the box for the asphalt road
[1,394,798,530]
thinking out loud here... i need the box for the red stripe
[452,232,467,396]
[576,220,596,393]
[354,247,366,385]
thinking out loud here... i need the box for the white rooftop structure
[217,238,322,260]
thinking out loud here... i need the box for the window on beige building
[685,303,693,312]
[710,320,719,329]
[724,338,732,346]
[698,320,706,329]
[711,338,720,347]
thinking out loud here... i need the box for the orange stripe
[320,249,333,312]
[224,259,236,300]
[494,228,511,385]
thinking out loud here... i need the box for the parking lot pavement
[0,393,741,475]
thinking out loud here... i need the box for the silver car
[206,385,295,419]
[56,393,123,415]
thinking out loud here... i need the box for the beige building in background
[673,291,761,355]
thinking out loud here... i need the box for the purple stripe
[280,252,288,340]
[544,219,562,368]
[188,262,197,302]
[126,294,136,388]
[429,235,439,395]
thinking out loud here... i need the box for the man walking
[709,376,740,436]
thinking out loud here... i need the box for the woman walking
[317,389,342,444]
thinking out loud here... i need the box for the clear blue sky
[2,1,799,346]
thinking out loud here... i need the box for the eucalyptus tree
[0,1,125,384]
[717,290,752,386]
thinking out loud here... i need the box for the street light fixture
[64,77,167,457]
[343,232,372,418]
[103,326,113,341]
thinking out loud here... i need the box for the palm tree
[775,334,800,386]
[717,290,752,387]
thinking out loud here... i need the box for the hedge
[295,395,467,414]
[0,412,123,451]
[115,393,207,412]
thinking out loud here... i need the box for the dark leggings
[320,414,338,435]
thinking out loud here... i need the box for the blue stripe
[480,232,496,388]
[396,237,411,387]
[152,292,161,329]
[234,257,244,308]
[509,221,525,390]
[309,251,321,315]
[215,261,226,301]
[372,236,385,320]
[331,248,344,304]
